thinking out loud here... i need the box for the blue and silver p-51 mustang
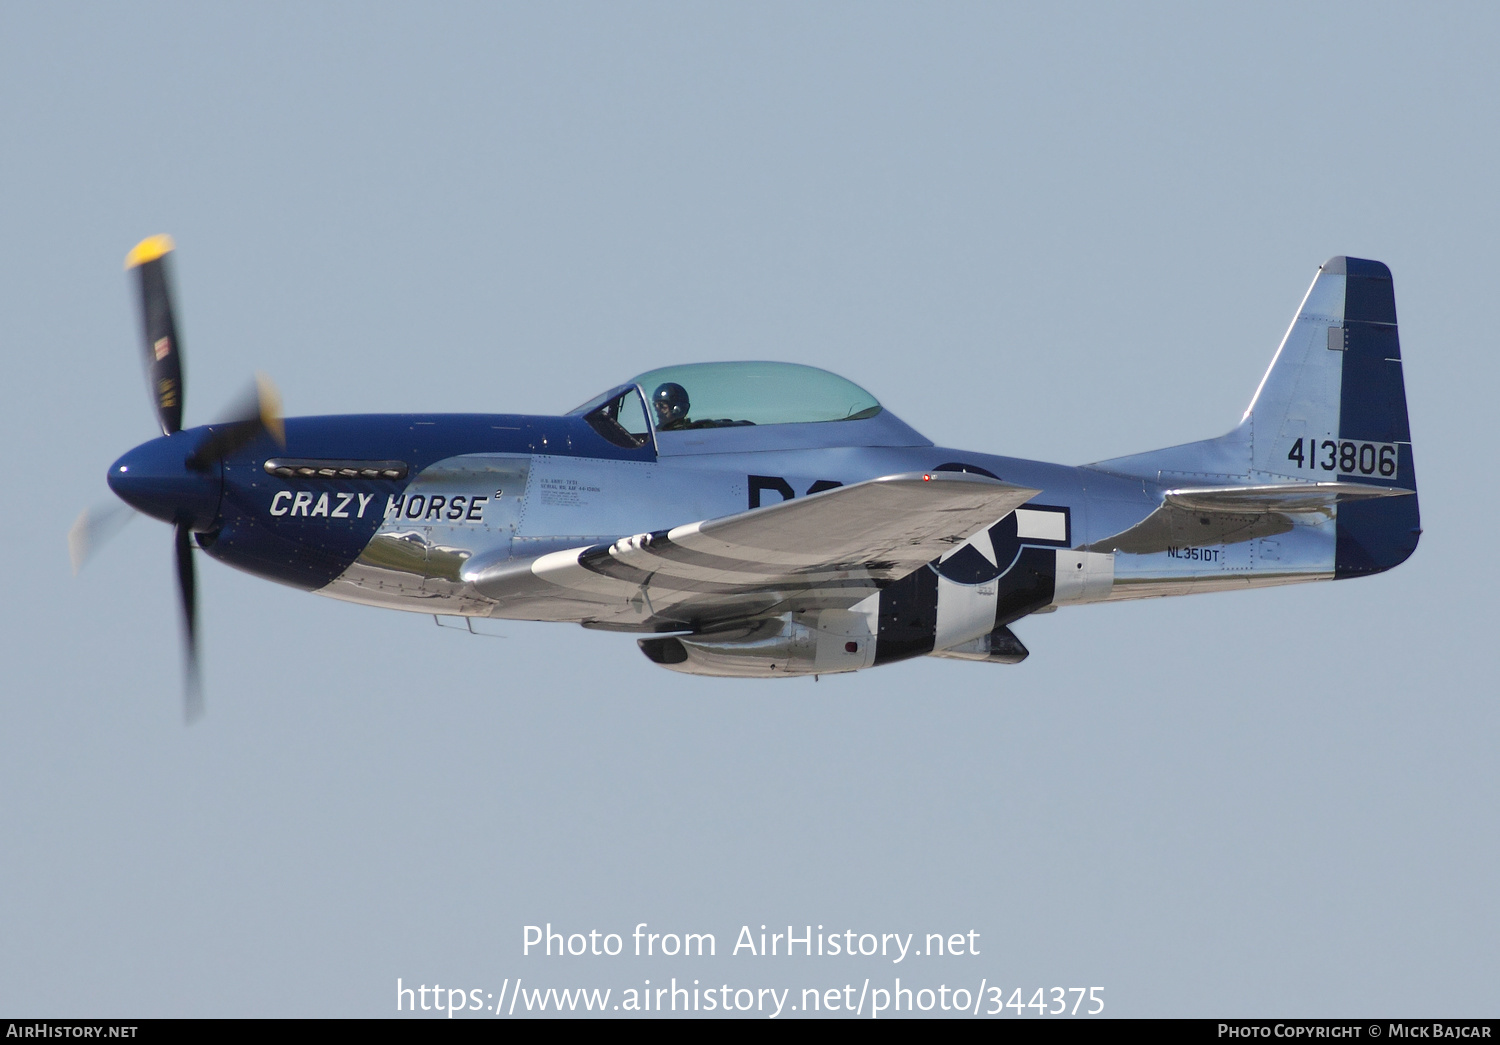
[94,237,1419,716]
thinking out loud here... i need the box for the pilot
[652,382,691,430]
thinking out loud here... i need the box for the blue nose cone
[108,430,224,530]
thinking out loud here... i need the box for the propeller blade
[174,520,204,723]
[185,372,286,471]
[126,235,185,436]
[67,502,136,575]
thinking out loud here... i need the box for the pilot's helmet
[652,382,690,425]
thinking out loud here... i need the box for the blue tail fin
[1318,258,1420,576]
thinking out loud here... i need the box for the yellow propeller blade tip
[256,372,286,447]
[124,234,175,270]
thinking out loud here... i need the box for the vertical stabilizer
[1090,257,1419,576]
[1248,258,1419,575]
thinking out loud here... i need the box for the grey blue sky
[2,2,1495,1017]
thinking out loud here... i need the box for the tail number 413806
[1286,438,1398,478]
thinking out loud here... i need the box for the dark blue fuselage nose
[108,430,224,531]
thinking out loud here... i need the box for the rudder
[1330,258,1420,576]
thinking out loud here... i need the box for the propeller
[126,234,186,436]
[67,502,136,575]
[186,373,285,470]
[175,516,203,722]
[74,235,285,723]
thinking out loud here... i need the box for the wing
[463,471,1040,629]
[1084,481,1415,555]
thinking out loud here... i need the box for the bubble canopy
[626,362,883,429]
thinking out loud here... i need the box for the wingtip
[884,470,1040,498]
[125,234,175,270]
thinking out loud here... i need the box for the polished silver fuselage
[318,426,1333,627]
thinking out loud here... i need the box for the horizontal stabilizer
[1086,482,1414,555]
